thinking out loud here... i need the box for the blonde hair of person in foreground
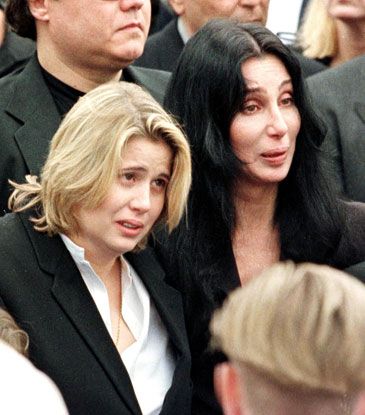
[0,308,28,355]
[211,261,365,415]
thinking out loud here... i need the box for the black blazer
[135,19,185,72]
[0,212,191,415]
[0,31,35,78]
[0,55,171,215]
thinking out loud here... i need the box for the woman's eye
[120,172,136,183]
[281,94,294,106]
[152,179,168,191]
[242,103,259,114]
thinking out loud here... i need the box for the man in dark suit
[307,55,365,203]
[135,0,326,77]
[0,0,34,77]
[0,0,170,215]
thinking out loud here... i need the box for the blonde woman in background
[297,0,365,67]
[0,82,192,415]
[212,261,365,415]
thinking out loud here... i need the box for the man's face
[180,0,269,36]
[43,0,151,71]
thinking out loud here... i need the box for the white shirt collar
[177,16,191,45]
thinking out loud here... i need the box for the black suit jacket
[0,31,35,78]
[135,18,326,78]
[307,55,365,202]
[135,19,185,72]
[0,55,171,215]
[0,212,191,415]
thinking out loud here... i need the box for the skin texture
[324,0,365,21]
[70,136,172,266]
[229,54,301,188]
[171,0,270,36]
[30,0,151,90]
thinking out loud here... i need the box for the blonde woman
[297,0,365,67]
[0,82,192,415]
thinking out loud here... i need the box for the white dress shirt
[61,235,176,415]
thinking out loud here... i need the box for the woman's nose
[267,107,289,138]
[130,185,151,212]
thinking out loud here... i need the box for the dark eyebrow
[245,79,293,95]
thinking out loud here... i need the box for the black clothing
[0,30,34,77]
[41,65,84,116]
[0,211,192,415]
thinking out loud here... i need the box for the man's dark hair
[5,0,36,40]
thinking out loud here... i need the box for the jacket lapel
[20,213,142,415]
[5,55,61,175]
[126,249,189,356]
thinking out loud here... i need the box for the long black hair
[163,20,343,319]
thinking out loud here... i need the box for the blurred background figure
[0,0,34,77]
[297,0,365,67]
[136,0,270,71]
[211,262,365,415]
[0,308,68,414]
[307,55,365,203]
[150,0,174,35]
[136,0,324,77]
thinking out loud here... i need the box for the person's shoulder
[145,19,178,49]
[289,47,326,78]
[308,55,365,86]
[126,65,171,104]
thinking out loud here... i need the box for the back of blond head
[9,82,191,241]
[211,261,365,395]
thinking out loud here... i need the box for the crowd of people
[0,0,364,414]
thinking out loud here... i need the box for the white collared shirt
[177,16,191,45]
[61,235,176,415]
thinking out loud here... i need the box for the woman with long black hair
[160,20,365,415]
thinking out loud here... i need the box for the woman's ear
[214,362,245,415]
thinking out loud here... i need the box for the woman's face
[71,136,172,262]
[229,54,301,187]
[323,0,365,21]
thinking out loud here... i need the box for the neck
[37,43,122,93]
[86,252,121,286]
[233,181,278,230]
[332,20,365,67]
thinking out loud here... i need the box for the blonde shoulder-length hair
[296,0,337,59]
[9,82,191,243]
